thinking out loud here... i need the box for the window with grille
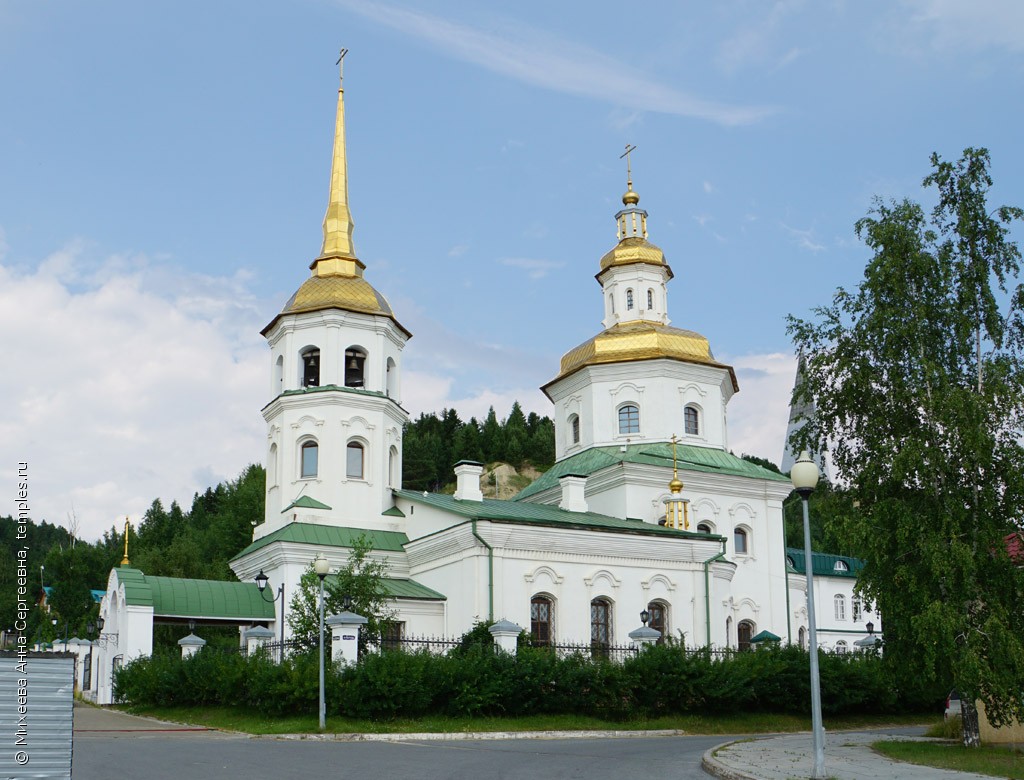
[531,596,553,646]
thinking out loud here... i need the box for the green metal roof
[146,576,275,620]
[515,441,789,501]
[395,489,710,540]
[231,523,409,562]
[115,566,153,607]
[750,630,782,643]
[115,568,274,620]
[282,495,333,512]
[320,575,446,601]
[786,547,864,579]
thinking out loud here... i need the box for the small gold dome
[623,189,640,205]
[669,477,684,493]
[543,320,738,392]
[598,236,671,274]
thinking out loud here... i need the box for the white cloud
[723,351,798,467]
[716,0,806,74]
[703,181,714,194]
[0,245,267,542]
[337,0,774,126]
[448,243,469,257]
[780,222,826,252]
[902,0,1024,52]
[499,257,563,280]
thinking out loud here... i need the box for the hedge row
[114,644,940,720]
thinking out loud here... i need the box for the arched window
[647,288,653,309]
[734,527,749,555]
[609,294,615,314]
[346,441,365,479]
[684,405,700,436]
[834,560,849,572]
[737,620,755,652]
[268,443,278,487]
[697,522,712,534]
[386,357,397,397]
[388,446,398,488]
[345,348,367,388]
[590,598,611,651]
[531,595,553,647]
[300,440,318,479]
[646,601,667,644]
[301,348,320,388]
[834,594,846,621]
[798,626,807,650]
[835,640,848,655]
[626,289,634,310]
[275,355,284,393]
[725,616,732,647]
[569,414,580,444]
[618,404,640,435]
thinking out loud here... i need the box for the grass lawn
[874,740,1024,779]
[122,705,933,736]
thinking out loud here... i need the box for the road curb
[261,728,688,742]
[701,740,763,780]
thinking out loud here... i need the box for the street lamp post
[313,553,330,732]
[791,450,825,779]
[254,570,286,659]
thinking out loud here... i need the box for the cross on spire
[336,47,348,83]
[620,143,637,189]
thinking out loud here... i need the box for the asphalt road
[72,730,724,780]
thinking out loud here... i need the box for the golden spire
[312,48,362,276]
[121,517,131,566]
[663,435,689,530]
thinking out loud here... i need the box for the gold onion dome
[547,320,736,388]
[623,188,639,205]
[669,477,684,493]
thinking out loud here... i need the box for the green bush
[115,641,935,721]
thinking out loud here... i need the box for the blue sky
[2,0,1022,541]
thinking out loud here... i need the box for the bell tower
[256,53,411,539]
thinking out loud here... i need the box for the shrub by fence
[115,641,939,720]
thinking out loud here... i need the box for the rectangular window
[835,595,846,621]
[381,621,405,651]
[852,597,862,622]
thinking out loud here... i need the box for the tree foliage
[286,535,396,649]
[788,148,1024,728]
[401,403,555,491]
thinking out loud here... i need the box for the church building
[92,62,877,704]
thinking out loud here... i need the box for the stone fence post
[488,619,522,655]
[326,611,367,666]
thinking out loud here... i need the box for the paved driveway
[71,704,721,780]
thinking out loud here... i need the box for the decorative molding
[678,382,708,399]
[610,382,645,401]
[728,502,758,520]
[584,568,622,589]
[640,573,676,592]
[523,565,564,586]
[291,415,325,430]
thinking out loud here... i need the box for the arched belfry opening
[301,347,320,388]
[345,347,367,388]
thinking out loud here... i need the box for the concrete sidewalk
[73,701,214,733]
[702,730,994,780]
